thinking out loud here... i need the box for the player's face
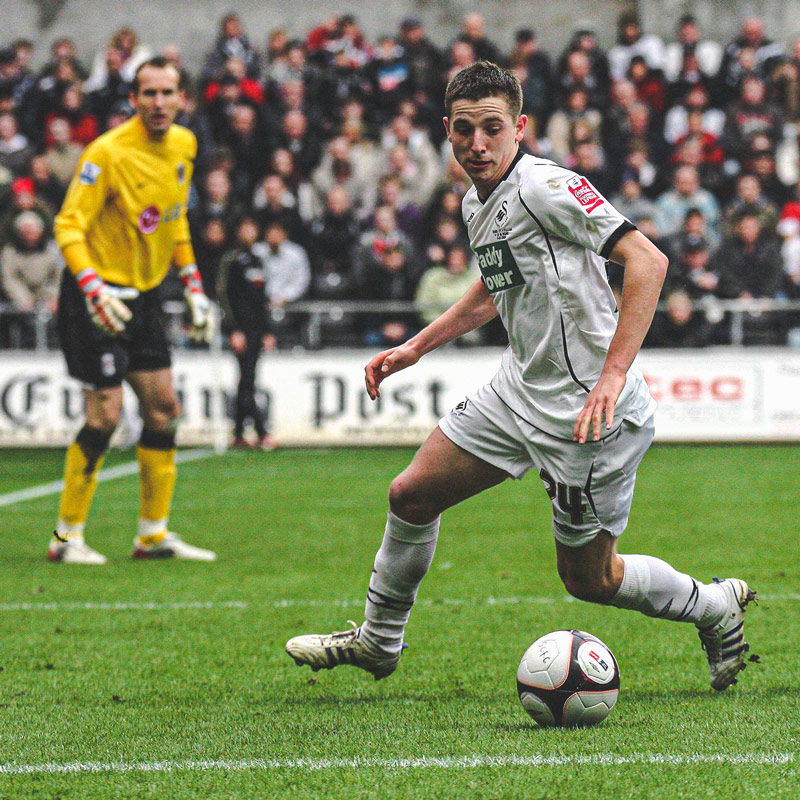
[131,65,183,139]
[444,96,526,200]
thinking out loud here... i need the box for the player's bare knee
[388,475,432,524]
[558,564,617,604]
[143,396,180,430]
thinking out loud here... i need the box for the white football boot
[47,536,107,565]
[132,531,216,561]
[286,620,401,681]
[696,578,758,691]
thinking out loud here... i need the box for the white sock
[360,511,440,655]
[610,554,727,627]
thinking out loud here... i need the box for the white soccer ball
[516,629,620,727]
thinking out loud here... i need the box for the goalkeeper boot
[697,578,758,691]
[286,620,401,681]
[47,535,107,565]
[132,531,216,561]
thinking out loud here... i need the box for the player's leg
[287,386,523,679]
[126,367,215,561]
[51,386,122,564]
[359,425,509,657]
[547,419,756,690]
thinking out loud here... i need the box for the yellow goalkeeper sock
[137,429,177,535]
[56,426,113,531]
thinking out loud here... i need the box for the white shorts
[438,383,655,548]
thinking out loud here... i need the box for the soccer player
[49,56,216,564]
[286,62,756,691]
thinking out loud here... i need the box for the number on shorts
[539,469,586,525]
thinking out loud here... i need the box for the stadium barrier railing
[2,297,800,351]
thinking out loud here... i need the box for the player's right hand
[76,267,132,336]
[365,343,420,400]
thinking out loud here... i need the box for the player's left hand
[185,290,215,343]
[573,370,627,444]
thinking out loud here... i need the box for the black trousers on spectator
[234,338,267,440]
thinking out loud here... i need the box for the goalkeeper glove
[179,263,215,343]
[76,267,132,336]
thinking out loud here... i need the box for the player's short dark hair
[132,56,181,93]
[444,61,523,119]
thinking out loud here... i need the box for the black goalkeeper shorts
[57,269,171,389]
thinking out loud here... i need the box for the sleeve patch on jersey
[567,176,604,214]
[79,161,102,185]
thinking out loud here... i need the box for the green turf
[0,445,797,799]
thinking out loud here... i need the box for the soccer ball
[516,629,620,727]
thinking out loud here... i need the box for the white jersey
[463,151,656,440]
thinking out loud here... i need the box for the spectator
[398,16,443,101]
[663,14,723,84]
[357,244,416,347]
[508,28,553,133]
[0,45,35,113]
[718,17,784,93]
[415,243,480,343]
[655,164,721,238]
[252,221,311,343]
[29,154,66,212]
[194,217,228,300]
[86,27,151,90]
[308,185,359,299]
[225,102,272,196]
[275,109,322,180]
[627,54,667,118]
[444,39,477,85]
[216,214,276,448]
[374,174,422,244]
[610,172,659,225]
[457,13,502,65]
[722,75,783,163]
[312,136,374,219]
[85,47,132,129]
[608,11,665,81]
[556,48,605,111]
[269,147,316,223]
[0,111,33,176]
[162,44,193,95]
[252,173,304,244]
[664,83,725,145]
[0,211,61,347]
[714,209,785,343]
[743,133,793,206]
[546,85,602,166]
[203,56,265,107]
[356,204,415,281]
[364,34,412,128]
[190,168,244,231]
[43,116,82,188]
[769,36,800,124]
[648,238,722,347]
[381,114,440,204]
[204,13,259,82]
[0,176,53,246]
[556,23,611,107]
[723,173,778,236]
[43,82,99,149]
[663,206,721,260]
[420,214,469,271]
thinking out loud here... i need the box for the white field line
[0,449,214,509]
[0,593,797,612]
[0,752,793,775]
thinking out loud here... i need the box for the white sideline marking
[0,593,797,612]
[0,752,793,775]
[0,449,214,509]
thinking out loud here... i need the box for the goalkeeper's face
[131,65,183,140]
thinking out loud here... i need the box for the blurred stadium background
[1,0,800,448]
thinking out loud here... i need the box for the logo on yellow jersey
[177,163,185,185]
[138,206,160,234]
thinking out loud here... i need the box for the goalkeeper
[49,56,216,564]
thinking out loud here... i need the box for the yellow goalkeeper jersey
[54,115,197,292]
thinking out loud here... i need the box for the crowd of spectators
[2,10,800,349]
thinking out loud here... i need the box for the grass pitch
[0,444,797,799]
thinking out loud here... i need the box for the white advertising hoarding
[0,348,798,446]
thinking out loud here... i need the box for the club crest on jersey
[474,240,525,294]
[567,176,604,214]
[79,161,101,185]
[177,163,185,185]
[138,205,160,234]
